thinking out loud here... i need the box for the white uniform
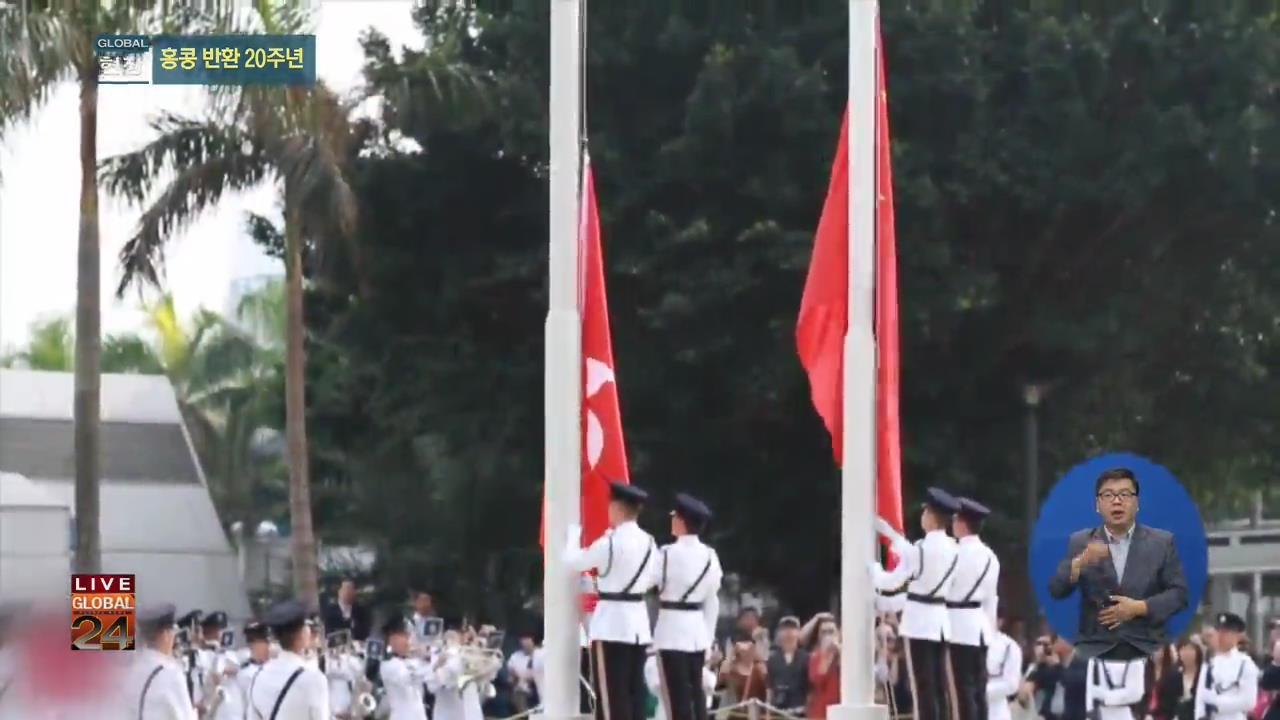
[567,520,659,644]
[193,646,243,720]
[380,655,430,720]
[653,536,722,652]
[126,647,198,720]
[428,649,488,720]
[1084,657,1145,720]
[984,632,1022,720]
[507,647,545,701]
[946,536,999,647]
[247,650,330,720]
[1195,649,1260,720]
[236,661,267,718]
[325,651,366,716]
[871,529,958,641]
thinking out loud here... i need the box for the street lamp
[1022,382,1048,642]
[256,520,280,592]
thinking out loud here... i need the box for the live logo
[71,574,135,594]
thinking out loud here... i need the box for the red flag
[540,157,631,607]
[578,157,631,547]
[796,35,904,542]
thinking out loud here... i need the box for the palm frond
[101,333,165,374]
[0,6,76,168]
[102,115,270,293]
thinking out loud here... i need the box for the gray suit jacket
[1047,524,1187,658]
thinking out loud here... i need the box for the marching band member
[380,618,430,720]
[947,498,1000,720]
[248,600,330,720]
[236,623,271,717]
[428,630,489,720]
[324,636,367,720]
[870,487,961,720]
[984,612,1021,720]
[653,493,723,720]
[193,611,241,720]
[1195,613,1259,720]
[566,482,659,720]
[127,603,198,720]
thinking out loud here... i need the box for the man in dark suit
[321,577,372,640]
[1047,467,1189,662]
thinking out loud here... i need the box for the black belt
[659,601,702,611]
[597,592,644,602]
[946,601,980,609]
[907,593,946,605]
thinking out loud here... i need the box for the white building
[0,369,251,621]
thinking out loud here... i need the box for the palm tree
[3,315,165,374]
[0,0,240,574]
[101,2,357,610]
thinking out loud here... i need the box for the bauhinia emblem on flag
[795,30,904,546]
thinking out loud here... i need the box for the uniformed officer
[127,603,198,720]
[947,497,1000,720]
[248,600,330,720]
[566,482,659,720]
[176,610,203,703]
[380,617,430,720]
[193,610,241,720]
[1195,612,1259,720]
[870,487,960,720]
[235,622,271,716]
[653,493,723,720]
[984,610,1021,720]
[1083,653,1144,720]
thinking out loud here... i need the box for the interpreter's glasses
[1097,490,1137,502]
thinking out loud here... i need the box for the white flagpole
[542,0,587,719]
[830,2,887,720]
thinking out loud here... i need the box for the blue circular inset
[1029,453,1208,642]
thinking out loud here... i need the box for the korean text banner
[150,34,316,86]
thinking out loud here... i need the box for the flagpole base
[827,702,889,720]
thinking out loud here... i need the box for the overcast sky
[0,0,422,350]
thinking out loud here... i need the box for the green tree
[300,0,1280,617]
[0,0,241,575]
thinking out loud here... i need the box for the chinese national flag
[795,34,904,545]
[541,156,630,610]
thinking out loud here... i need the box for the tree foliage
[290,0,1280,619]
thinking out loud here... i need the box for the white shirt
[1105,524,1135,583]
[1084,657,1145,720]
[946,535,1000,647]
[247,650,330,720]
[871,529,958,641]
[506,648,545,698]
[236,661,267,719]
[192,646,242,720]
[985,632,1022,720]
[125,648,198,720]
[380,656,430,720]
[566,520,658,645]
[325,651,366,718]
[428,649,487,720]
[1195,649,1260,720]
[653,535,723,652]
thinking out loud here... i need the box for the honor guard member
[236,623,271,715]
[1084,653,1144,720]
[947,498,1001,720]
[869,487,960,720]
[984,610,1021,720]
[176,610,203,703]
[128,603,198,720]
[380,617,430,720]
[566,482,659,720]
[1195,613,1259,720]
[248,600,331,720]
[195,611,241,720]
[653,493,723,720]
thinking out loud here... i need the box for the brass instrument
[452,645,504,699]
[325,630,380,719]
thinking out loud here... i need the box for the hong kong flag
[540,155,631,611]
[796,33,905,551]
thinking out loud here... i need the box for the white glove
[567,524,582,548]
[867,560,882,581]
[890,535,913,559]
[875,517,908,547]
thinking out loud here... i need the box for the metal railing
[495,697,910,720]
